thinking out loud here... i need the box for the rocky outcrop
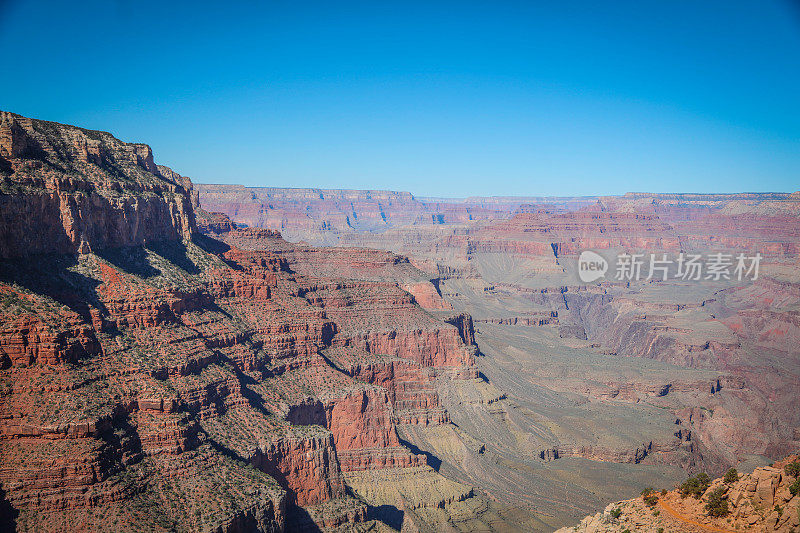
[538,436,692,464]
[251,432,346,506]
[0,111,196,258]
[401,281,453,310]
[322,386,426,471]
[0,311,100,367]
[332,328,475,368]
[557,456,800,533]
[474,311,558,326]
[341,358,449,426]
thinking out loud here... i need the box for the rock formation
[0,111,195,258]
[0,112,501,532]
[557,455,800,532]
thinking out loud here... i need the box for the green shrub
[610,508,622,519]
[657,528,664,533]
[785,460,800,478]
[790,477,800,496]
[775,505,783,517]
[641,487,655,497]
[723,468,738,484]
[643,494,659,507]
[680,473,711,498]
[705,486,729,517]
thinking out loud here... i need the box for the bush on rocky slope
[679,472,711,498]
[704,486,729,517]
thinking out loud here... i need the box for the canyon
[0,110,798,532]
[197,180,800,529]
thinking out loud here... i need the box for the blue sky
[1,0,798,196]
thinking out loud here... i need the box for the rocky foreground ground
[557,456,800,532]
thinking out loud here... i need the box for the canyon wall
[0,112,495,532]
[3,110,798,532]
[0,111,195,258]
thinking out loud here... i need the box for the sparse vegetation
[610,508,622,519]
[724,468,738,484]
[705,486,729,517]
[785,460,800,478]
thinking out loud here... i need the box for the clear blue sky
[1,1,798,196]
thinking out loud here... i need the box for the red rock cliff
[0,111,195,258]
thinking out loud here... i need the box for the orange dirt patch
[658,499,737,533]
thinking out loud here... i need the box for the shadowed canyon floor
[0,111,798,532]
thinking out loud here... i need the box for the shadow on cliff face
[285,505,324,532]
[96,245,161,278]
[0,241,205,321]
[0,155,12,174]
[145,240,201,275]
[0,485,19,532]
[367,504,404,530]
[0,254,106,321]
[206,436,250,465]
[399,437,442,471]
[95,240,202,279]
[193,233,231,256]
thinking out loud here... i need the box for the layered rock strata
[0,112,486,532]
